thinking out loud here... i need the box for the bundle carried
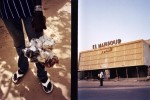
[22,35,59,68]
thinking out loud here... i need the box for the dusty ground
[0,0,71,100]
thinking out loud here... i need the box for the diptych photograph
[0,0,150,100]
[78,0,150,100]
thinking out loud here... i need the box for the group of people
[0,0,53,93]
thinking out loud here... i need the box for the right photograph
[78,0,150,100]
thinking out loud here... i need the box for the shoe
[41,78,53,93]
[12,70,25,84]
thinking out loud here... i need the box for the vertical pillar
[83,71,85,79]
[148,66,149,76]
[126,68,128,78]
[88,71,89,78]
[116,69,118,77]
[91,71,93,79]
[116,69,119,80]
[136,67,139,78]
[81,71,83,79]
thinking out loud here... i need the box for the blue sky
[78,0,150,53]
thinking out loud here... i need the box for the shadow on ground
[0,0,71,100]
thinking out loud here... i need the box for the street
[78,80,150,100]
[78,86,150,100]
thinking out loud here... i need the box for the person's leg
[3,18,29,83]
[99,78,101,86]
[23,17,53,93]
[35,61,53,93]
[100,78,102,86]
[35,63,48,81]
[101,79,103,86]
[22,17,47,80]
[3,18,29,73]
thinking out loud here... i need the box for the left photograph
[0,0,71,100]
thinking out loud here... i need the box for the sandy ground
[0,0,71,100]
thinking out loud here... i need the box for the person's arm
[32,0,46,33]
[34,0,42,11]
[34,0,42,5]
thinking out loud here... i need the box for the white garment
[99,72,104,78]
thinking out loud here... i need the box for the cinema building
[78,39,150,80]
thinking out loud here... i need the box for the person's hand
[32,11,47,33]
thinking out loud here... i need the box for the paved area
[0,0,71,100]
[78,79,150,100]
[78,78,150,88]
[78,86,150,100]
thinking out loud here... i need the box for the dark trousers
[100,78,103,86]
[3,18,47,81]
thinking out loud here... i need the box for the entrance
[78,66,148,80]
[109,68,126,79]
[138,66,148,77]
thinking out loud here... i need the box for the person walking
[0,0,53,93]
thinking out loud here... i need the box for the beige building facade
[78,39,150,79]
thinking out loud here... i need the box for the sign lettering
[93,39,121,49]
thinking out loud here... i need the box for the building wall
[143,41,150,65]
[79,40,148,71]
